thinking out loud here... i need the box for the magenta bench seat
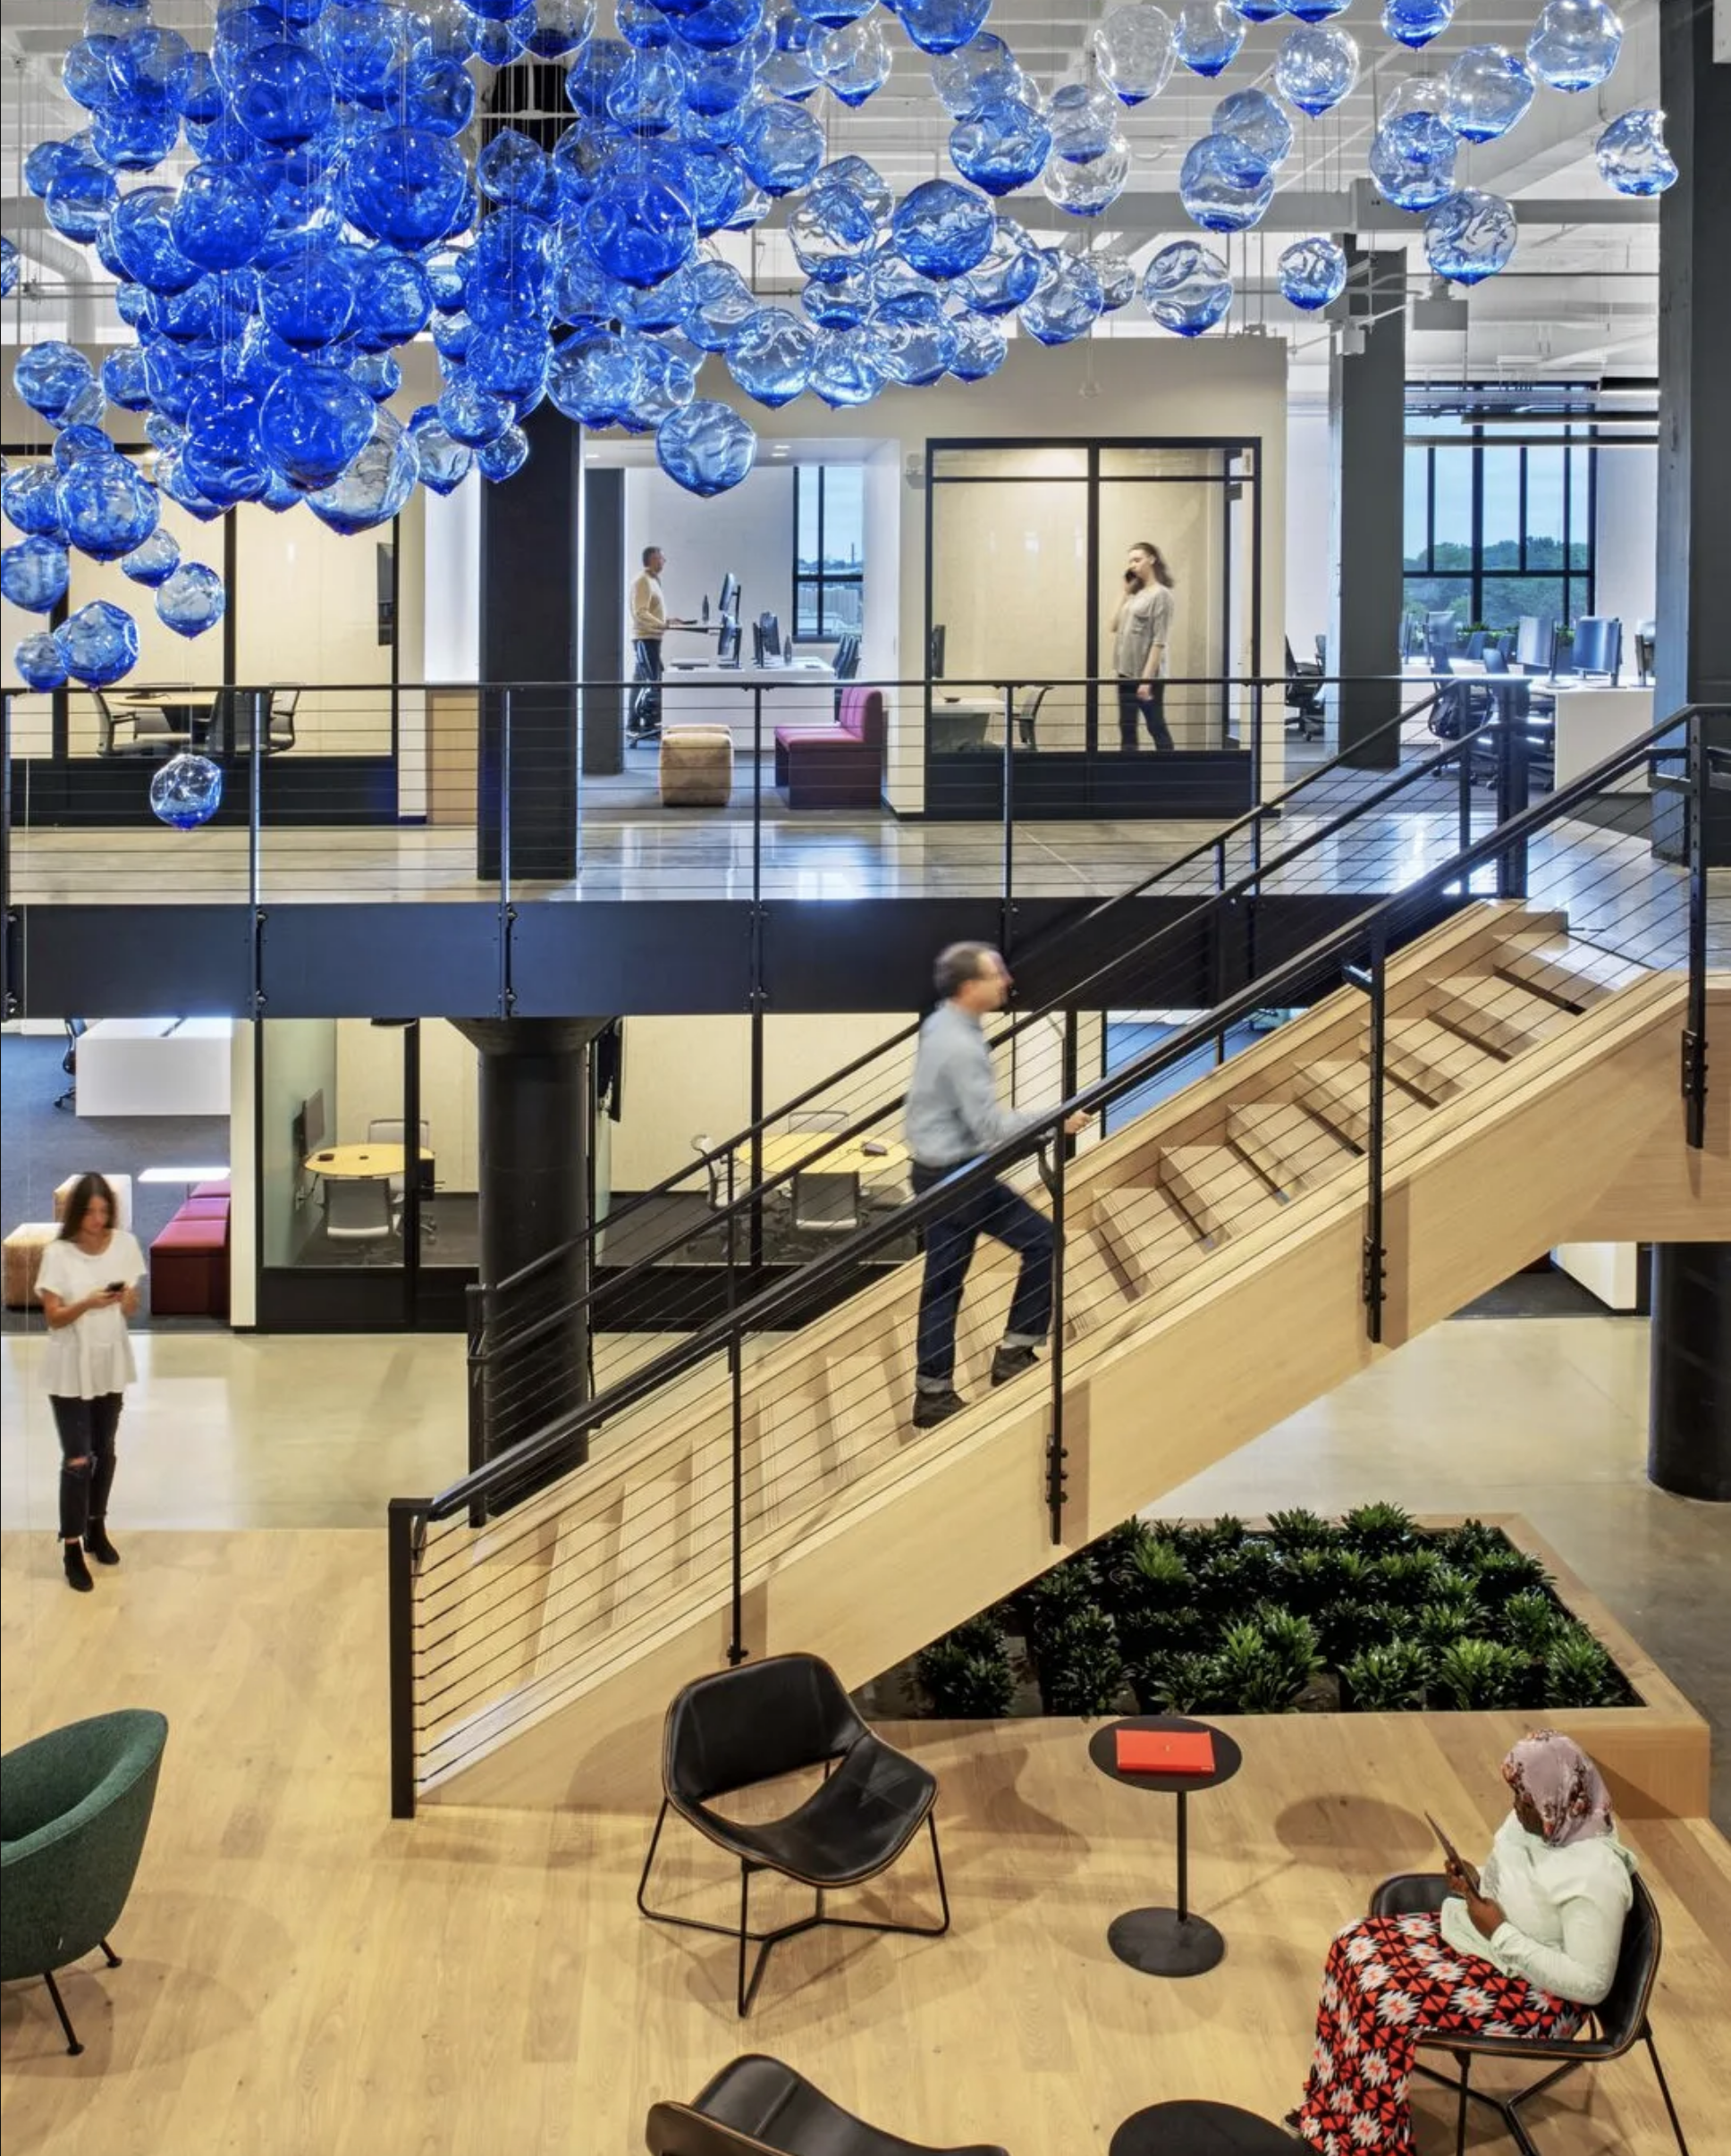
[773,685,885,810]
[149,1194,231,1318]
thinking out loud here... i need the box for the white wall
[1594,442,1657,642]
[621,462,796,640]
[258,1018,336,1267]
[1286,406,1332,656]
[423,479,481,684]
[229,1023,257,1327]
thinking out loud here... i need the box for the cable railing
[386,705,1726,1816]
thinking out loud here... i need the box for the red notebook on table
[1116,1728,1216,1776]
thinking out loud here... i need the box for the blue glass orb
[1278,235,1347,310]
[656,398,756,497]
[810,327,882,407]
[962,217,1042,315]
[63,37,122,115]
[1528,0,1623,93]
[1,539,71,614]
[55,424,116,473]
[948,310,1007,381]
[182,386,272,507]
[1232,0,1283,20]
[1042,135,1130,215]
[413,0,480,56]
[549,333,644,426]
[0,235,17,299]
[621,0,676,46]
[682,42,761,115]
[681,0,765,50]
[476,425,531,483]
[439,377,515,443]
[815,18,891,105]
[115,280,153,329]
[822,153,892,209]
[468,0,536,19]
[796,0,874,28]
[950,93,1052,196]
[1018,250,1104,345]
[727,306,815,406]
[759,9,819,97]
[351,352,402,402]
[307,408,420,535]
[465,208,556,329]
[408,408,475,496]
[931,33,1025,118]
[92,104,182,173]
[608,47,684,131]
[386,52,475,135]
[122,526,182,585]
[633,340,699,425]
[55,600,139,688]
[789,184,879,279]
[150,754,224,830]
[566,39,632,120]
[1174,2,1245,76]
[465,323,550,408]
[477,128,562,217]
[1274,24,1358,115]
[1287,0,1348,17]
[739,99,826,194]
[1212,87,1293,167]
[171,163,270,272]
[873,253,944,307]
[142,343,197,425]
[61,378,109,434]
[57,455,159,560]
[1093,4,1177,105]
[176,51,225,126]
[1596,109,1676,198]
[109,186,202,294]
[469,15,532,63]
[1179,133,1274,232]
[524,0,601,56]
[1381,0,1454,47]
[260,362,377,487]
[155,562,227,639]
[344,126,469,248]
[1047,80,1119,164]
[259,241,358,348]
[318,1,409,105]
[426,249,469,313]
[1094,250,1136,310]
[585,175,698,287]
[684,260,759,350]
[1443,46,1535,142]
[153,449,224,523]
[351,249,433,350]
[899,0,992,56]
[3,464,68,540]
[1424,189,1517,285]
[1368,113,1457,210]
[891,178,995,279]
[1142,239,1232,334]
[14,632,70,692]
[45,160,117,246]
[230,38,336,147]
[801,265,875,327]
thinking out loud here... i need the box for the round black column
[1648,1242,1731,1502]
[454,1017,611,1486]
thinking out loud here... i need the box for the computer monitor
[928,623,946,679]
[300,1088,326,1156]
[750,621,766,669]
[1514,615,1553,671]
[718,571,739,624]
[1571,616,1621,680]
[757,611,781,659]
[717,622,741,665]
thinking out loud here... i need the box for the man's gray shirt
[903,1002,1043,1169]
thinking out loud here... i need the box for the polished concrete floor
[3,1311,1726,1828]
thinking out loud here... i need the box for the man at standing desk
[629,544,697,740]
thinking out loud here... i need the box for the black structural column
[477,398,580,881]
[1329,246,1406,770]
[580,466,626,779]
[1649,1245,1731,1502]
[454,1017,612,1484]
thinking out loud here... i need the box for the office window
[793,466,864,640]
[1403,431,1595,642]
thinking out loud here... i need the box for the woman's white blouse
[1439,1810,1635,2006]
[35,1231,145,1399]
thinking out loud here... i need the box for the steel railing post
[387,1499,422,1820]
[1683,710,1710,1150]
[1047,1134,1068,1544]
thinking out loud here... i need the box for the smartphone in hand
[105,1281,126,1296]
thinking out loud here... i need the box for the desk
[928,698,998,753]
[303,1145,430,1181]
[732,1132,909,1183]
[660,663,836,747]
[1549,685,1654,791]
[76,1018,232,1117]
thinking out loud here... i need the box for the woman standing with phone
[35,1173,145,1593]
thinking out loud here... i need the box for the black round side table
[1087,1714,1243,1978]
[1110,2100,1296,2155]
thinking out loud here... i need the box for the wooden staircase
[410,905,1731,1812]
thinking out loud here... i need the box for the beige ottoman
[54,1171,134,1230]
[4,1224,58,1310]
[659,724,734,808]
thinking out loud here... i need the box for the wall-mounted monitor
[300,1087,326,1157]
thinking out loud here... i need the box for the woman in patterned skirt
[1288,1732,1635,2153]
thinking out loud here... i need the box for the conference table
[730,1130,909,1186]
[660,661,837,747]
[927,697,999,753]
[303,1144,431,1182]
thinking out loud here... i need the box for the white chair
[323,1178,393,1251]
[366,1117,434,1240]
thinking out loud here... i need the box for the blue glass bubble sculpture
[466,207,555,329]
[1287,0,1349,18]
[932,34,1025,118]
[949,311,1008,381]
[408,408,476,496]
[345,126,469,248]
[525,0,601,57]
[1278,236,1347,310]
[350,250,432,351]
[684,260,760,349]
[549,334,645,427]
[1143,240,1233,334]
[790,183,881,277]
[182,382,274,507]
[14,343,98,424]
[1179,134,1274,232]
[318,3,410,106]
[739,99,826,194]
[1212,87,1293,167]
[122,526,182,585]
[307,408,420,535]
[759,12,819,98]
[1094,250,1137,310]
[260,363,378,488]
[352,351,401,401]
[58,455,159,560]
[14,632,70,692]
[621,0,677,45]
[891,179,995,279]
[1443,47,1535,143]
[728,307,815,406]
[4,464,68,540]
[1093,4,1177,105]
[964,217,1043,315]
[230,39,335,147]
[0,235,17,299]
[46,157,119,244]
[608,48,684,132]
[899,0,993,57]
[803,265,876,327]
[1274,25,1358,115]
[810,328,882,408]
[656,399,756,497]
[387,52,475,136]
[962,106,1052,199]
[1528,0,1623,94]
[1381,0,1454,47]
[109,187,202,292]
[466,323,551,408]
[172,162,270,272]
[1018,251,1105,345]
[54,425,115,471]
[585,175,698,288]
[1369,114,1457,210]
[1232,0,1283,18]
[815,18,892,105]
[156,561,227,638]
[1423,189,1517,285]
[872,292,956,383]
[150,753,224,830]
[1174,2,1245,76]
[1,538,71,614]
[633,340,699,425]
[1595,110,1676,198]
[1043,136,1130,215]
[54,600,140,687]
[1048,81,1120,164]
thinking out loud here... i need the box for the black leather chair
[638,1654,950,2016]
[1367,1870,1690,2155]
[646,2055,1008,2156]
[1284,639,1324,739]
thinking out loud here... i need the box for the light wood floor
[3,1528,1727,2153]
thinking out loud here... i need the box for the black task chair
[646,2055,1008,2156]
[55,1018,86,1112]
[1368,1870,1691,2156]
[1285,638,1324,739]
[638,1653,950,2017]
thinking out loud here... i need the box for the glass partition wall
[925,438,1262,820]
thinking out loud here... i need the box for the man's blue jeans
[910,1162,1054,1391]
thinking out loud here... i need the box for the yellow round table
[303,1145,431,1181]
[731,1131,908,1183]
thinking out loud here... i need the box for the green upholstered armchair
[1,1708,169,2056]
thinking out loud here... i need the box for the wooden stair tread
[1227,1101,1356,1196]
[1431,972,1575,1056]
[1291,1057,1429,1147]
[1161,1142,1285,1239]
[1497,929,1647,1008]
[1385,1015,1504,1103]
[1091,1184,1209,1295]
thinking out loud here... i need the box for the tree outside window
[1403,427,1594,651]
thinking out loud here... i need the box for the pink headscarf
[1501,1731,1616,1847]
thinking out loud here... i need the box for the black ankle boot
[63,1542,95,1593]
[85,1520,120,1566]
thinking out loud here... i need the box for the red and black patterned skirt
[1294,1912,1582,2155]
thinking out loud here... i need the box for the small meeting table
[1087,1714,1243,1979]
[734,1130,909,1183]
[303,1144,430,1182]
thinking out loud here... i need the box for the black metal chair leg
[927,1812,951,1934]
[41,1971,82,2057]
[737,1863,752,2019]
[636,1798,671,1917]
[1645,2026,1692,2156]
[99,1938,122,1968]
[1456,2052,1470,2156]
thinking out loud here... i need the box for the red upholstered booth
[149,1190,231,1318]
[773,684,885,810]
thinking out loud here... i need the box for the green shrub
[1118,1602,1207,1668]
[1174,1514,1248,1561]
[1432,1638,1527,1710]
[1413,1599,1477,1654]
[1255,1606,1326,1696]
[1342,1641,1431,1713]
[1544,1625,1626,1707]
[1128,1537,1193,1601]
[1470,1546,1553,1605]
[1017,1559,1100,1649]
[1373,1548,1445,1606]
[916,1640,1017,1718]
[1141,1650,1220,1716]
[1267,1508,1337,1554]
[1342,1502,1417,1554]
[1318,1595,1399,1667]
[1427,1562,1482,1613]
[1431,1519,1506,1567]
[1212,1618,1309,1713]
[1037,1607,1128,1716]
[1501,1588,1565,1657]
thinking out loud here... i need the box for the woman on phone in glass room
[35,1173,146,1594]
[1287,1732,1636,2152]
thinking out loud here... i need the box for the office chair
[791,1168,860,1235]
[1015,684,1050,748]
[367,1116,435,1241]
[928,623,946,679]
[1634,619,1655,686]
[266,686,299,753]
[691,1133,733,1216]
[322,1176,394,1256]
[55,1018,87,1112]
[1423,611,1457,674]
[832,634,861,680]
[646,2055,1008,2156]
[630,640,663,741]
[94,695,190,761]
[1284,640,1324,739]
